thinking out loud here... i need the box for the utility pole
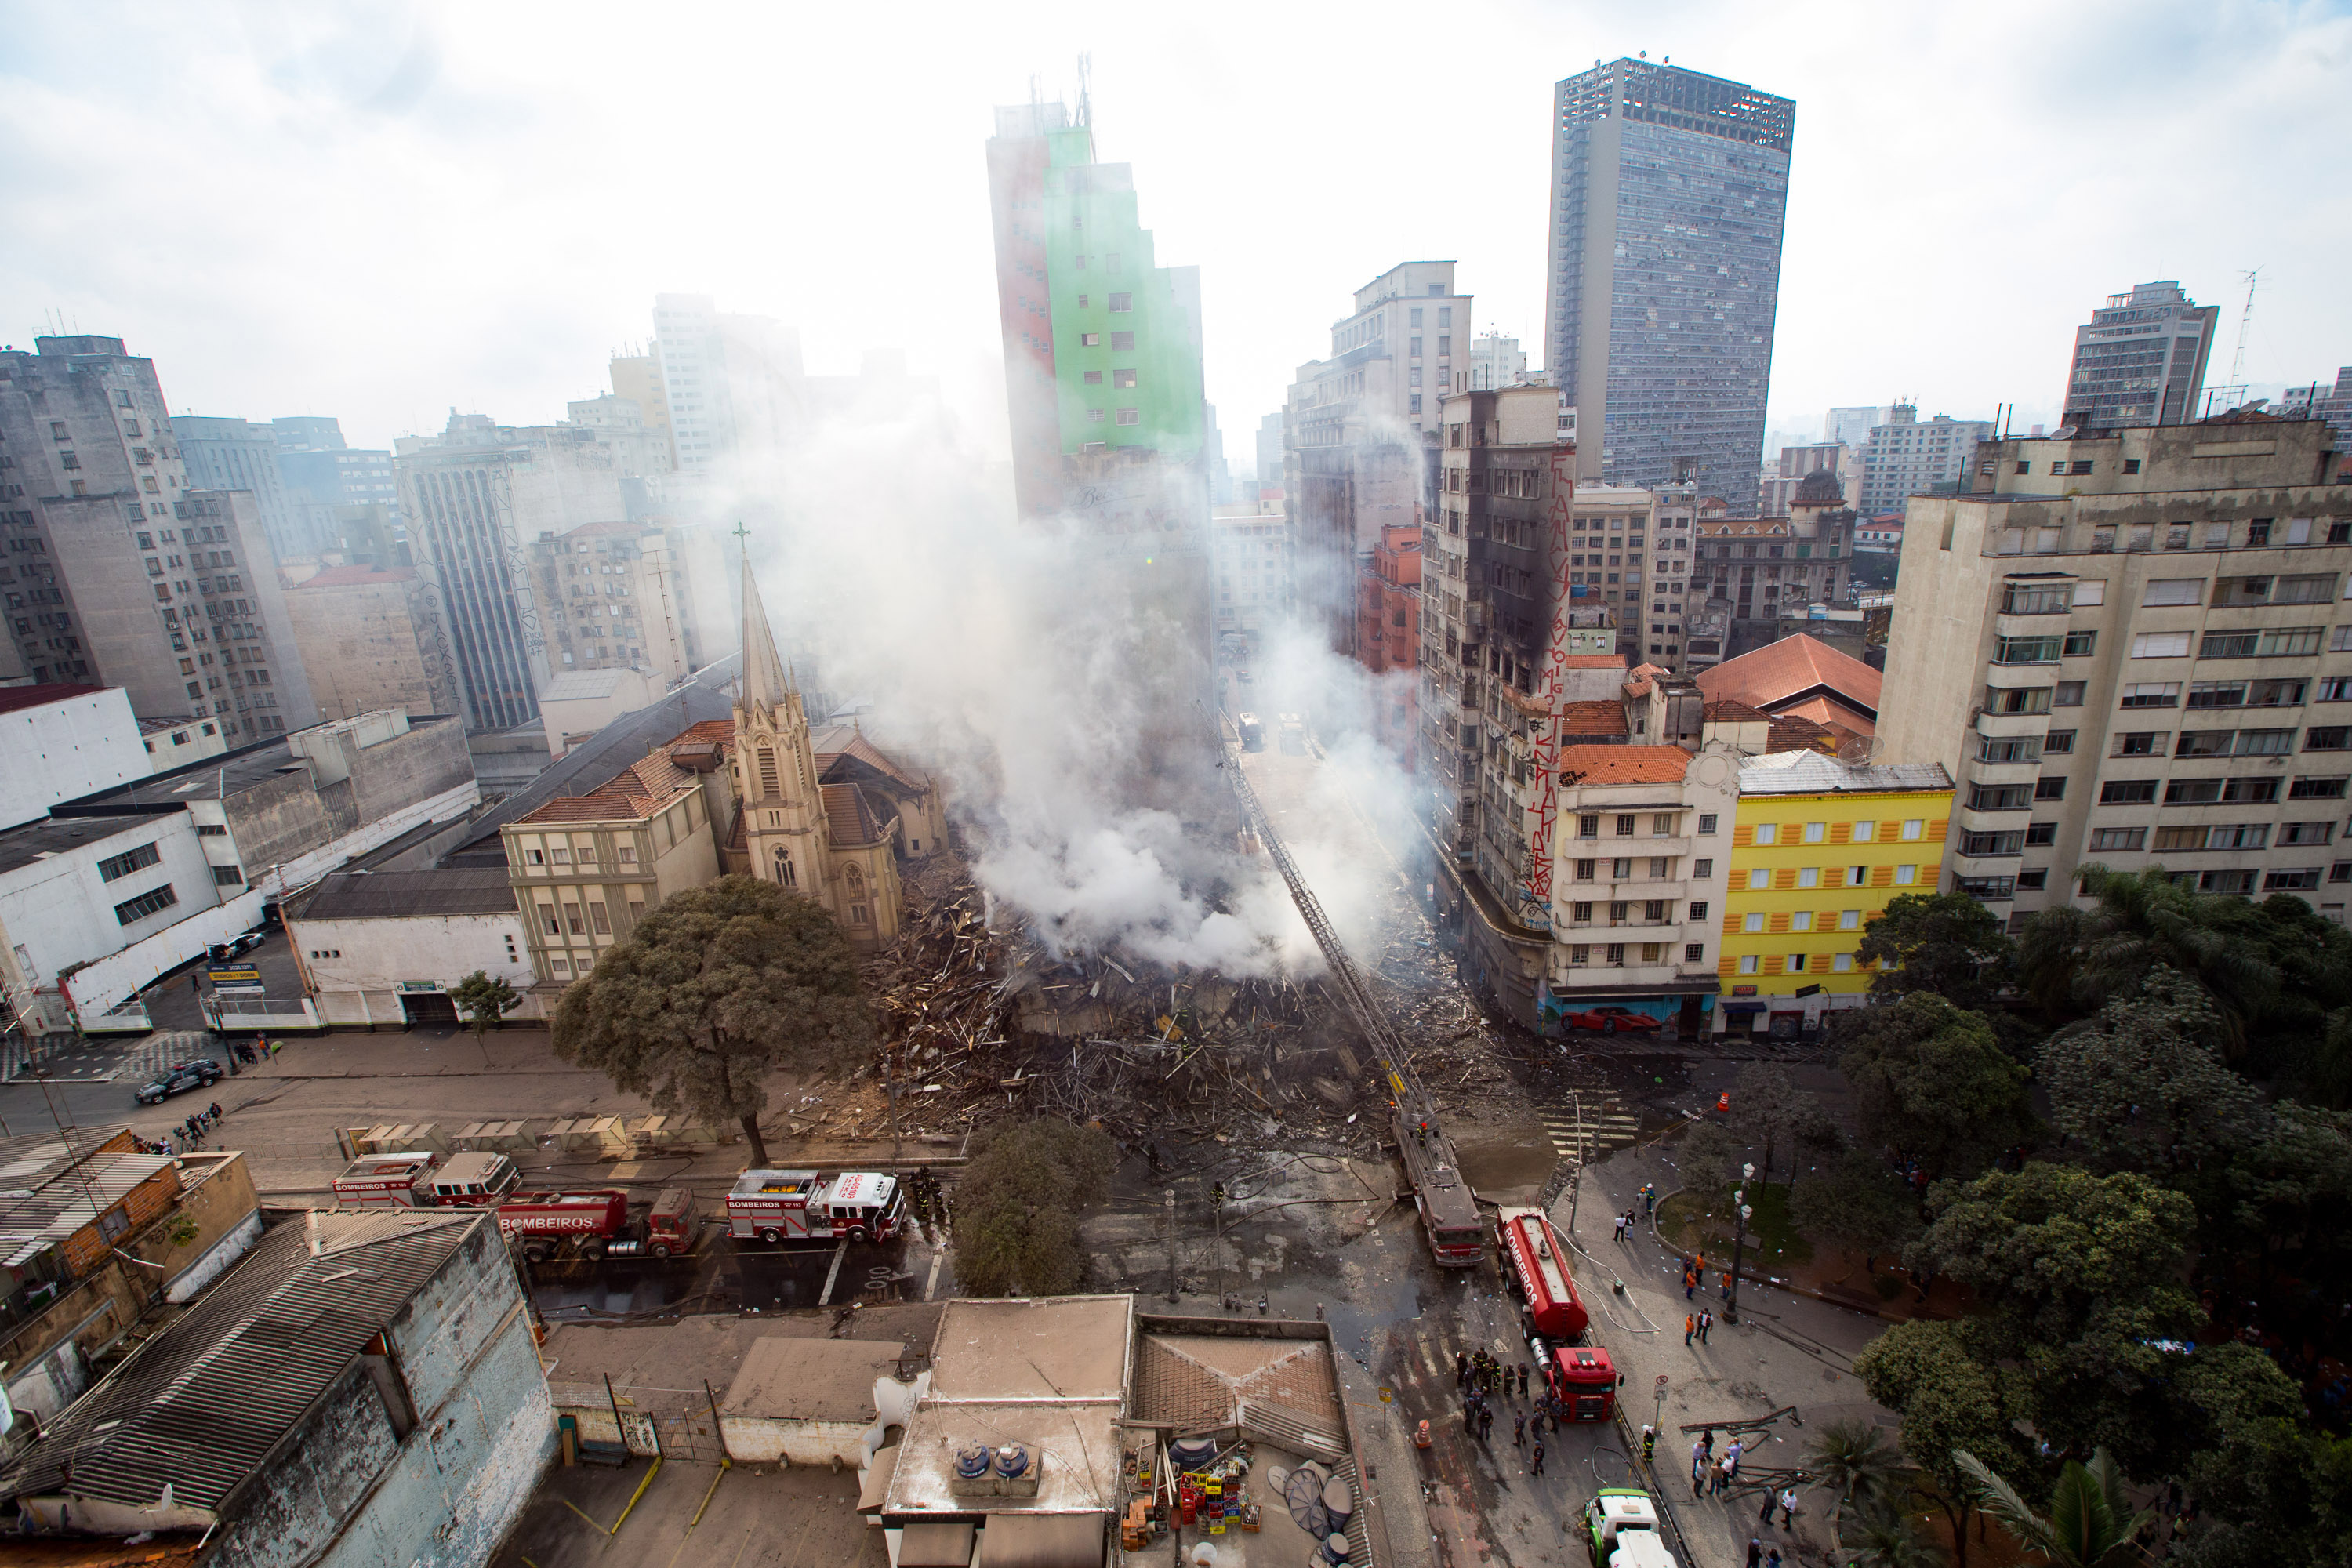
[1211,1181,1226,1304]
[1164,1189,1179,1304]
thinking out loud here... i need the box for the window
[1753,823,1777,845]
[1616,815,1637,837]
[1579,815,1599,839]
[2288,776,2349,799]
[2275,574,2337,604]
[1742,913,1766,933]
[1116,408,1139,426]
[2073,580,2106,606]
[96,842,162,882]
[1969,784,2033,811]
[1686,902,1708,922]
[1846,866,1867,885]
[1994,635,2063,664]
[1953,874,2013,899]
[1789,953,1809,972]
[1653,812,1676,837]
[2321,677,2352,702]
[2042,730,2077,754]
[2266,869,2323,891]
[1791,911,1813,932]
[113,884,179,925]
[1110,331,1135,351]
[539,903,559,935]
[550,844,571,864]
[1987,686,2053,715]
[2063,631,2097,656]
[2143,579,2204,606]
[1107,292,1133,312]
[2133,631,2192,658]
[1606,942,1625,966]
[1900,820,1926,840]
[1798,867,1821,888]
[2154,825,2269,851]
[2280,822,2336,846]
[1080,332,1100,347]
[2100,779,2158,804]
[1802,822,1827,844]
[1692,858,1714,878]
[1961,830,2024,856]
[2002,583,2072,614]
[1738,955,1759,975]
[2113,732,2164,757]
[1748,869,1771,890]
[1570,944,1592,965]
[2055,681,2086,707]
[618,844,637,863]
[1574,859,1595,881]
[1697,813,1719,834]
[2025,822,2058,847]
[1980,737,2043,764]
[590,902,611,934]
[564,902,585,935]
[1853,821,1878,842]
[1685,943,1705,963]
[2089,827,2147,851]
[1894,865,1918,885]
[1613,858,1634,879]
[2121,682,2182,708]
[212,863,244,885]
[2308,727,2351,751]
[1112,368,1137,390]
[1571,902,1594,924]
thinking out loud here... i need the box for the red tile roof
[1697,633,1881,729]
[1556,745,1693,786]
[0,682,107,717]
[514,725,737,826]
[292,566,417,589]
[1558,701,1628,739]
[822,782,890,847]
[1703,699,1772,724]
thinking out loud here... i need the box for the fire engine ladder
[1221,745,1438,1127]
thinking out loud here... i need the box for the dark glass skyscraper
[1546,59,1794,514]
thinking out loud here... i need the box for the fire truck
[1392,1098,1484,1267]
[1498,1207,1590,1340]
[726,1169,905,1244]
[331,1151,521,1209]
[1495,1205,1617,1419]
[500,1187,699,1263]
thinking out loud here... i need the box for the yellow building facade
[1718,751,1953,1037]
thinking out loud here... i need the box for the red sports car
[1565,1006,1664,1034]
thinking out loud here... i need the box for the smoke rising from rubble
[724,387,1422,978]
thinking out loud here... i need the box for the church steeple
[738,532,793,717]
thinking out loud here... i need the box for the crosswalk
[1537,1091,1642,1168]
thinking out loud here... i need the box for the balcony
[1973,710,2051,740]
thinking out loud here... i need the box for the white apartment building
[1879,418,2352,925]
[1858,407,1994,517]
[1211,496,1292,662]
[1465,333,1529,391]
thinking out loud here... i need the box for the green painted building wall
[1040,128,1206,459]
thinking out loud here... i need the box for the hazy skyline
[4,0,2347,461]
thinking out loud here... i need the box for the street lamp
[1725,1163,1755,1324]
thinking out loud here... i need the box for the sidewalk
[1558,1142,1896,1567]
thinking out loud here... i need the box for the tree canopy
[1855,891,2014,1007]
[1853,1319,2026,1568]
[2016,866,2278,1036]
[953,1118,1118,1297]
[451,969,522,1039]
[1791,1149,1922,1269]
[2038,967,2268,1175]
[1727,1059,1840,1185]
[550,875,873,1166]
[1835,993,2037,1183]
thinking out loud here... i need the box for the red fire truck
[331,1151,521,1209]
[1496,1206,1618,1421]
[499,1187,699,1263]
[726,1169,905,1244]
[1498,1207,1590,1340]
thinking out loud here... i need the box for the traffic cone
[1715,1091,1730,1113]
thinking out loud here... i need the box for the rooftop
[0,1210,485,1516]
[927,1295,1131,1403]
[1127,1331,1343,1436]
[538,668,645,702]
[1737,750,1952,796]
[1556,745,1693,786]
[723,1337,909,1422]
[513,720,735,827]
[811,724,927,793]
[1557,701,1628,740]
[0,808,183,879]
[0,1149,177,1269]
[290,866,518,920]
[0,682,107,717]
[58,714,461,811]
[1697,633,1881,728]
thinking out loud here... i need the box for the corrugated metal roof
[292,866,519,920]
[1737,750,1951,794]
[0,1210,485,1515]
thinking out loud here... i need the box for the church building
[722,556,916,947]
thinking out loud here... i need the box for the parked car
[1565,1006,1663,1035]
[136,1059,222,1105]
[204,931,266,963]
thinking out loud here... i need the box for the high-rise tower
[2060,281,2218,431]
[1545,59,1795,514]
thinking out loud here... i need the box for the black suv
[136,1059,222,1105]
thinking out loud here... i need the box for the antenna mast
[1076,53,1092,130]
[2227,266,2262,387]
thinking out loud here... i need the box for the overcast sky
[5,0,2347,465]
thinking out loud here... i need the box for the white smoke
[713,379,1423,980]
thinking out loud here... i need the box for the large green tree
[953,1118,1118,1297]
[551,875,873,1166]
[1791,1149,1922,1272]
[1907,1162,2199,1466]
[2038,967,2267,1176]
[1955,1447,2152,1568]
[1856,891,2015,1007]
[1727,1059,1839,1185]
[1853,1319,2027,1568]
[1835,993,2037,1183]
[2016,865,2278,1035]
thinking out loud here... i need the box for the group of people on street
[151,1100,226,1154]
[906,1166,949,1229]
[1454,1348,1555,1475]
[1683,1308,1716,1346]
[1690,1428,1747,1499]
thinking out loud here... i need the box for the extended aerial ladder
[1223,746,1486,1265]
